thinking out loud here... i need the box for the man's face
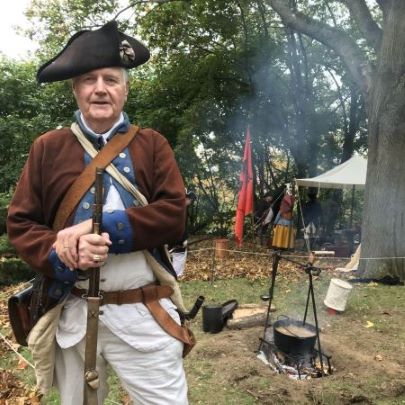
[72,67,129,133]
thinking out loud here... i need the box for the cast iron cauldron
[273,316,317,357]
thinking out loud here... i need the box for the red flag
[234,127,254,246]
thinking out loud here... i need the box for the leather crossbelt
[71,284,193,347]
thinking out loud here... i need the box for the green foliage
[0,234,15,256]
[0,258,34,285]
[0,0,369,235]
[0,193,12,235]
[0,57,76,192]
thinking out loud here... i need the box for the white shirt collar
[80,112,125,143]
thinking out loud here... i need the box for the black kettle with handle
[202,299,238,333]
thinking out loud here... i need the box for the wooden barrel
[215,239,229,259]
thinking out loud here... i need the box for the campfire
[258,325,333,380]
[257,252,333,380]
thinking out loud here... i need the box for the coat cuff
[102,210,133,253]
[49,249,78,283]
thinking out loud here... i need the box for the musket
[83,167,104,405]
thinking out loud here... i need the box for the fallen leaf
[16,358,28,370]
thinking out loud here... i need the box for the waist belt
[71,284,193,350]
[71,283,172,305]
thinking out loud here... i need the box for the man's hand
[77,232,111,270]
[53,220,93,270]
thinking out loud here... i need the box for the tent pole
[350,185,355,227]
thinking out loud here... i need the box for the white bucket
[324,278,353,312]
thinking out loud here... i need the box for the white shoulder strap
[71,123,148,206]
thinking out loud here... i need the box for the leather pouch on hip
[8,275,59,346]
[8,286,34,346]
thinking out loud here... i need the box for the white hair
[71,67,129,86]
[122,68,129,82]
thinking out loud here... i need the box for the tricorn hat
[37,20,150,83]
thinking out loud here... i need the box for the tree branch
[256,0,270,38]
[339,0,382,52]
[268,0,372,97]
[113,0,186,21]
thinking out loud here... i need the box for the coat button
[117,222,125,231]
[90,187,95,194]
[123,166,131,173]
[83,202,90,209]
[118,239,125,245]
[119,152,126,158]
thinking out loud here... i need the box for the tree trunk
[341,85,361,163]
[358,2,405,281]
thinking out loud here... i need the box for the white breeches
[54,321,188,405]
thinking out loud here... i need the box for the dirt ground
[185,284,405,405]
[181,243,405,404]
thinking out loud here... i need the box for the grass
[2,271,405,404]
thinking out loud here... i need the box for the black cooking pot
[273,317,317,357]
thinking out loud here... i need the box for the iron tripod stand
[258,251,330,376]
[258,251,280,352]
[302,260,325,374]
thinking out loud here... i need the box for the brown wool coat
[7,127,186,277]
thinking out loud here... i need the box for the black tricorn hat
[37,20,150,83]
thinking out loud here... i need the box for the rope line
[188,247,348,260]
[187,246,405,261]
[0,329,35,369]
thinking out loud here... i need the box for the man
[302,188,323,249]
[7,21,189,404]
[254,192,274,246]
[169,190,197,277]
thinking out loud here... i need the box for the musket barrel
[83,167,104,405]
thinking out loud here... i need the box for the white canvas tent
[295,155,367,189]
